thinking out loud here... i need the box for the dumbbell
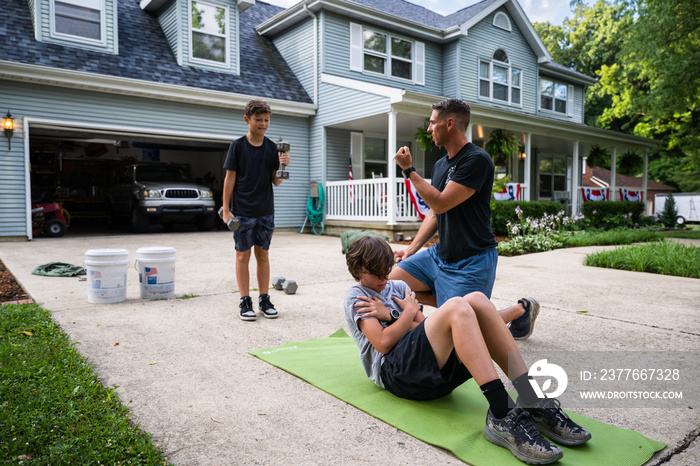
[272,277,297,294]
[276,138,290,180]
[218,207,241,231]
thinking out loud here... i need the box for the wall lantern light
[3,111,14,150]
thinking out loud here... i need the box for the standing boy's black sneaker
[484,408,563,464]
[519,398,592,446]
[258,294,278,319]
[510,297,540,340]
[239,296,256,321]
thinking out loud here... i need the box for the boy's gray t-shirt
[343,280,409,389]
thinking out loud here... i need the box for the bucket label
[145,267,158,285]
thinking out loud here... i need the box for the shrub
[580,201,645,230]
[657,194,679,229]
[492,201,564,235]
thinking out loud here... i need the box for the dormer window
[540,78,573,116]
[493,12,512,31]
[190,0,229,66]
[479,49,521,106]
[52,0,104,43]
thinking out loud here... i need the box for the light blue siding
[36,0,119,54]
[159,1,181,65]
[272,18,316,101]
[443,40,459,98]
[326,128,352,182]
[321,13,443,96]
[460,7,538,114]
[0,80,310,232]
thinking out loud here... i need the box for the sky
[262,0,583,26]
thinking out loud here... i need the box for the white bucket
[85,248,129,304]
[136,247,177,299]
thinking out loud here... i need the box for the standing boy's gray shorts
[380,320,471,401]
[233,215,275,251]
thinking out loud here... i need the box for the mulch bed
[0,259,31,304]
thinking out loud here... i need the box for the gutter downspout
[303,4,319,104]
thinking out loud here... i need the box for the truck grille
[164,189,199,199]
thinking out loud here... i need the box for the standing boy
[222,99,290,321]
[344,236,590,464]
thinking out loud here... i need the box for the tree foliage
[536,0,700,191]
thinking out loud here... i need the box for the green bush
[585,241,700,278]
[580,201,645,229]
[657,194,679,229]
[492,201,564,235]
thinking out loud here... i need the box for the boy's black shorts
[380,320,472,401]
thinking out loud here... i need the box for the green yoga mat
[250,329,665,466]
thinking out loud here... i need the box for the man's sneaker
[509,297,540,340]
[239,296,256,321]
[258,294,278,319]
[519,398,592,446]
[484,408,563,464]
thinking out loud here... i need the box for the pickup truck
[106,163,216,233]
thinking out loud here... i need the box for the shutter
[350,23,363,72]
[567,85,574,117]
[351,132,364,179]
[415,41,425,85]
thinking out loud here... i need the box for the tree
[658,193,679,229]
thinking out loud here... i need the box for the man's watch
[402,166,416,179]
[390,309,400,323]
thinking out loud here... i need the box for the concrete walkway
[0,231,698,465]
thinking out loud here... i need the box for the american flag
[145,267,158,276]
[348,155,354,203]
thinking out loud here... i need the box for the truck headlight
[200,189,213,198]
[143,189,161,199]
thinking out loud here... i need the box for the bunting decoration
[405,179,430,220]
[581,187,609,202]
[619,188,642,202]
[493,183,521,201]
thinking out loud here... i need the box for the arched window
[493,12,512,31]
[479,49,522,106]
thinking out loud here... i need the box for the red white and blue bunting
[581,187,609,202]
[493,183,521,201]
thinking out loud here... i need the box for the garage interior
[29,125,231,234]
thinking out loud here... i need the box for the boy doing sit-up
[343,236,590,464]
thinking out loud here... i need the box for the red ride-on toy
[32,202,70,237]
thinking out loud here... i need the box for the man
[390,99,535,339]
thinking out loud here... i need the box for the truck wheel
[45,219,67,237]
[131,207,149,233]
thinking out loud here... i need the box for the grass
[564,228,660,247]
[0,303,170,464]
[584,240,700,278]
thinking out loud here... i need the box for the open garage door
[28,123,231,234]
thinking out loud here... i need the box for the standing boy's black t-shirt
[223,135,279,217]
[430,142,497,263]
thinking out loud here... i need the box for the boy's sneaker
[239,296,256,321]
[509,297,540,340]
[258,294,278,319]
[484,408,563,464]
[519,398,592,446]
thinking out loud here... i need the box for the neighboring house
[583,164,674,215]
[0,0,659,240]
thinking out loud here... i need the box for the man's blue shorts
[380,320,471,400]
[233,214,275,252]
[396,245,498,306]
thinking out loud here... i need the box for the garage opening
[29,123,231,235]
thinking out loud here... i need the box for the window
[540,78,573,115]
[52,0,104,42]
[190,0,228,65]
[493,12,512,31]
[538,156,567,200]
[479,49,521,106]
[350,23,425,85]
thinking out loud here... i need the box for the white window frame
[50,0,106,46]
[493,12,512,31]
[539,77,574,117]
[189,0,230,68]
[478,51,522,107]
[350,23,424,86]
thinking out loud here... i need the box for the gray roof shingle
[0,0,312,104]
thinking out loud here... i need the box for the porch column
[610,146,617,201]
[387,110,397,225]
[642,148,649,215]
[572,140,580,214]
[524,133,532,201]
[467,124,472,142]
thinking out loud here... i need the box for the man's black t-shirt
[431,142,497,263]
[223,135,279,217]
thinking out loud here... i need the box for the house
[0,0,659,240]
[583,164,674,214]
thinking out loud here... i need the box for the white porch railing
[326,178,425,222]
